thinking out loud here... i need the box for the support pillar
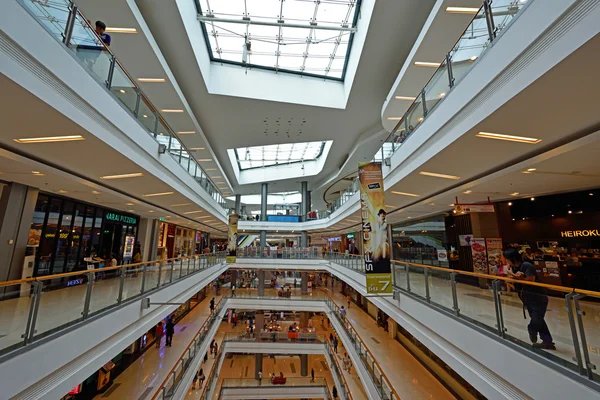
[301,231,307,248]
[230,270,238,288]
[300,181,308,222]
[258,270,265,296]
[260,230,267,252]
[388,318,398,340]
[139,218,159,261]
[255,311,265,332]
[301,271,308,295]
[234,194,241,215]
[255,353,263,379]
[300,354,308,377]
[300,311,309,329]
[260,183,268,221]
[0,183,38,290]
[241,205,247,218]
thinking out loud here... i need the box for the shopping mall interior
[1,0,600,399]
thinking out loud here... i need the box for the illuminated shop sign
[105,212,137,225]
[561,230,600,237]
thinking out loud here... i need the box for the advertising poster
[458,235,473,247]
[485,238,503,275]
[470,238,488,274]
[437,249,448,262]
[123,235,135,259]
[358,162,392,295]
[226,214,239,263]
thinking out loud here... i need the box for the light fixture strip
[419,171,460,180]
[14,135,85,144]
[475,132,541,144]
[100,173,144,180]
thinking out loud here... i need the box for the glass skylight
[234,141,327,170]
[195,0,361,80]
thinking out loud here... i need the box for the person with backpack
[503,248,556,350]
[155,322,164,348]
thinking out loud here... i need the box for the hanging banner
[226,214,239,263]
[358,162,392,295]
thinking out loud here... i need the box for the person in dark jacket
[165,318,175,347]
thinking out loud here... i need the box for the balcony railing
[377,0,532,163]
[0,252,226,358]
[17,0,228,211]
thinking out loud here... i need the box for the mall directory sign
[358,162,392,295]
[226,214,239,263]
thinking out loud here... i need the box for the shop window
[90,207,103,257]
[53,200,74,274]
[37,197,62,276]
[80,206,95,260]
[66,203,86,272]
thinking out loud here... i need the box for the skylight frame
[193,0,363,81]
[233,141,328,171]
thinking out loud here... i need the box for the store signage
[226,214,239,264]
[67,278,84,287]
[358,161,392,296]
[347,233,355,239]
[327,237,341,242]
[105,212,137,225]
[455,204,494,213]
[158,217,165,222]
[561,230,600,237]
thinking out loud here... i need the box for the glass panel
[407,265,427,299]
[137,98,157,133]
[427,269,455,311]
[455,276,499,333]
[110,63,138,114]
[53,200,74,275]
[66,203,85,272]
[21,0,71,42]
[490,0,528,36]
[89,270,120,315]
[33,279,86,340]
[405,101,424,135]
[393,264,408,291]
[71,13,113,85]
[0,285,31,354]
[577,295,600,381]
[122,264,144,302]
[423,61,449,114]
[448,6,487,85]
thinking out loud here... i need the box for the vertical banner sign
[485,238,503,275]
[358,162,392,295]
[470,238,488,274]
[226,214,239,263]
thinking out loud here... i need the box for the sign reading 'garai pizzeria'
[561,230,600,237]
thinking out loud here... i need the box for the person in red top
[155,322,164,348]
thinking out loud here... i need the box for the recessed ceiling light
[119,89,126,94]
[142,192,174,197]
[464,190,472,194]
[210,176,223,179]
[170,203,191,207]
[386,117,403,121]
[527,168,537,172]
[198,159,212,162]
[414,61,441,67]
[128,209,135,212]
[590,193,594,196]
[197,216,211,219]
[161,109,184,113]
[57,190,68,194]
[470,55,478,61]
[138,78,166,83]
[32,171,41,175]
[148,210,154,213]
[177,131,195,135]
[395,96,416,101]
[508,202,512,206]
[184,210,204,214]
[530,197,535,201]
[101,173,143,180]
[189,147,205,151]
[105,27,137,33]
[445,6,480,14]
[568,210,572,214]
[449,204,455,207]
[206,168,218,171]
[510,192,520,196]
[391,191,419,197]
[417,117,424,122]
[407,216,412,219]
[419,171,460,180]
[92,190,101,194]
[475,132,541,144]
[143,114,148,118]
[14,135,85,144]
[439,92,446,98]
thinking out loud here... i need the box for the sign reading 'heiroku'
[358,162,392,295]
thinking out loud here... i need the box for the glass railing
[325,296,398,400]
[17,0,228,212]
[324,252,365,273]
[392,260,600,385]
[237,246,323,259]
[220,377,328,388]
[228,289,329,301]
[152,297,226,400]
[378,0,532,161]
[324,338,353,400]
[223,331,326,343]
[198,338,224,400]
[0,252,226,357]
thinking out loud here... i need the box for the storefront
[156,222,199,259]
[29,193,139,277]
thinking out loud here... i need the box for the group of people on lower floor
[154,317,175,348]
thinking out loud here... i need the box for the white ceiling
[74,0,437,209]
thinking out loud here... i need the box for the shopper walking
[165,318,175,347]
[503,248,556,350]
[340,306,347,318]
[310,368,315,383]
[332,337,338,354]
[332,386,338,399]
[210,297,215,313]
[258,370,262,385]
[199,368,205,386]
[155,322,164,348]
[231,284,236,297]
[347,295,351,309]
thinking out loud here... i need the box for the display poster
[28,228,41,247]
[485,238,503,275]
[545,261,560,277]
[470,238,488,274]
[226,214,239,263]
[123,235,135,259]
[358,162,392,295]
[458,235,473,247]
[437,249,448,262]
